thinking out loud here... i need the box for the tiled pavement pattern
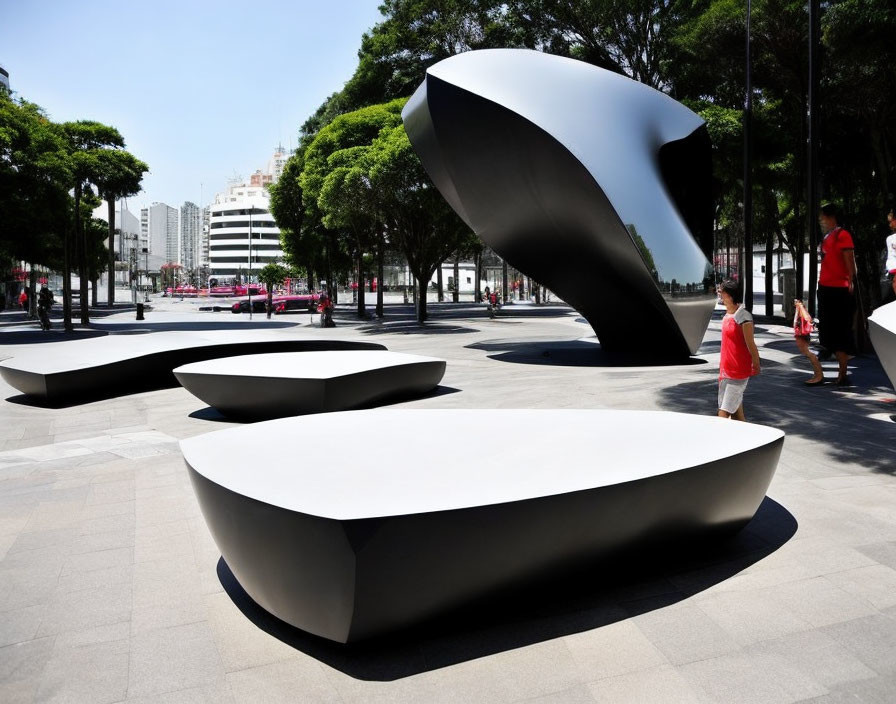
[1,301,895,703]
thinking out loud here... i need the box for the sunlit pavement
[1,300,894,703]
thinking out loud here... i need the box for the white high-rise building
[208,181,282,284]
[147,202,178,264]
[180,201,201,278]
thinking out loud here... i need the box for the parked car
[230,298,268,314]
[272,294,320,314]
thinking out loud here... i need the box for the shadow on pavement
[0,328,108,345]
[467,338,708,367]
[89,320,299,332]
[186,386,462,423]
[217,497,796,681]
[658,357,896,475]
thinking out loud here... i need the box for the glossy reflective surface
[403,49,716,358]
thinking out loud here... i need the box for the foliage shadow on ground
[467,338,708,368]
[217,497,795,681]
[658,358,896,475]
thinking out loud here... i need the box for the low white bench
[0,331,385,402]
[869,300,896,391]
[173,351,446,420]
[181,409,784,643]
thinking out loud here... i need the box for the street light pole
[248,206,253,320]
[743,0,753,312]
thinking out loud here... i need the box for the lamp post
[248,206,253,320]
[743,0,753,312]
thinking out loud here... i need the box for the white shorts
[718,377,749,414]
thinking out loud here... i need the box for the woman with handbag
[794,299,824,385]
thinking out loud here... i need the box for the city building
[0,64,10,93]
[180,201,201,283]
[208,181,282,284]
[145,202,178,265]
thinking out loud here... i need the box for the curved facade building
[403,49,716,359]
[208,184,283,283]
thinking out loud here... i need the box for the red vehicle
[231,293,320,314]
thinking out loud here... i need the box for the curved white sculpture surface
[0,331,385,402]
[403,49,716,359]
[174,351,446,420]
[869,300,896,390]
[182,409,784,643]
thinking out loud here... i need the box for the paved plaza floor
[1,297,894,703]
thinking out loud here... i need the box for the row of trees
[0,89,147,329]
[271,0,895,324]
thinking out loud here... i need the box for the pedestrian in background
[717,278,761,420]
[793,299,824,385]
[817,203,857,386]
[885,208,896,303]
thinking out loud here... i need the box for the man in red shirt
[817,203,857,385]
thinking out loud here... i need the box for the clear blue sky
[0,0,385,211]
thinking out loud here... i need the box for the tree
[368,122,473,322]
[257,262,292,318]
[301,100,406,318]
[92,149,148,307]
[0,94,70,315]
[60,120,125,327]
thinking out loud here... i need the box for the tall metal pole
[248,206,253,320]
[743,0,754,311]
[807,0,820,316]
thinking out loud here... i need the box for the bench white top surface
[869,300,896,334]
[173,351,443,380]
[181,409,783,520]
[0,331,360,375]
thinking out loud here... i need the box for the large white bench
[869,300,896,391]
[0,331,385,402]
[181,409,784,643]
[173,351,446,420]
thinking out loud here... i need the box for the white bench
[181,409,784,643]
[173,351,446,420]
[0,331,385,402]
[869,300,896,391]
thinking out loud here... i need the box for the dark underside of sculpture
[403,49,717,361]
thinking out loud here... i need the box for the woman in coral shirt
[817,203,857,386]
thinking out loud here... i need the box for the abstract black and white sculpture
[403,49,716,359]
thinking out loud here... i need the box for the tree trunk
[376,243,384,318]
[91,277,98,308]
[416,276,428,323]
[76,183,89,325]
[267,290,273,319]
[356,248,365,318]
[474,252,481,303]
[107,196,116,307]
[436,265,444,302]
[453,254,460,303]
[63,217,73,332]
[765,234,774,317]
[502,260,509,303]
[28,266,37,318]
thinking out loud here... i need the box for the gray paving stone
[562,619,669,681]
[1,306,895,702]
[629,600,741,666]
[587,664,701,703]
[819,613,896,676]
[0,636,55,703]
[127,621,226,699]
[35,637,129,704]
[227,660,342,704]
[679,650,828,704]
